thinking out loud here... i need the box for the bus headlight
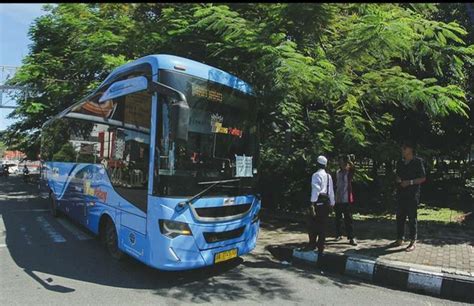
[159,220,193,238]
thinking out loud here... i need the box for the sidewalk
[260,208,474,302]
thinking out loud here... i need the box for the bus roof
[100,54,254,96]
[43,54,254,128]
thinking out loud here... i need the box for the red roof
[3,150,26,160]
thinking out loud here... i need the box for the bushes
[259,157,473,213]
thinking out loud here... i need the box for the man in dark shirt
[392,140,426,252]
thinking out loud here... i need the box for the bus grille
[203,226,245,243]
[194,203,251,219]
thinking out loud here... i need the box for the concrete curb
[293,249,474,302]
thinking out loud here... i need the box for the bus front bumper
[149,220,259,271]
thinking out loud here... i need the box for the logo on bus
[83,180,108,202]
[129,232,136,245]
[223,197,235,206]
[210,114,243,138]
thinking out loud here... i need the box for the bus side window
[66,89,152,211]
[154,96,176,195]
[41,119,74,162]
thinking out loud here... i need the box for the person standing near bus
[392,140,426,252]
[305,155,335,255]
[334,155,358,246]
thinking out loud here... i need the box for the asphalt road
[0,176,467,305]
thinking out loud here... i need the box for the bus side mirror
[150,81,190,142]
[170,100,190,142]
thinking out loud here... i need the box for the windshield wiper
[197,179,241,185]
[177,178,241,209]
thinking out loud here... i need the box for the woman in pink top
[334,155,357,246]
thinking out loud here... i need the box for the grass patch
[417,205,465,223]
[352,212,393,221]
[353,203,466,224]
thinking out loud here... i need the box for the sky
[0,3,49,131]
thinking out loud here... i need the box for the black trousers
[335,202,354,239]
[396,196,418,240]
[306,204,330,253]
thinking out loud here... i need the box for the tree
[4,3,472,210]
[0,141,6,158]
[3,4,134,158]
[52,143,76,162]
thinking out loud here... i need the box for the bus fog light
[159,220,193,238]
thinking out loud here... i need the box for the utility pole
[0,65,28,109]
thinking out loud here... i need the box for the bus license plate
[214,248,238,264]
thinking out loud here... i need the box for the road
[0,176,467,305]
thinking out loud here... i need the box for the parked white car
[1,160,19,174]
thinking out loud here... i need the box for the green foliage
[40,119,70,161]
[2,3,473,210]
[52,143,76,162]
[77,153,95,164]
[0,141,7,158]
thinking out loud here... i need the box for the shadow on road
[23,268,76,293]
[1,176,300,303]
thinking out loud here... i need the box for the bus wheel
[105,220,124,261]
[49,193,59,218]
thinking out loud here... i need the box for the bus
[39,54,260,270]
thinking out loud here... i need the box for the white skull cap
[317,155,328,166]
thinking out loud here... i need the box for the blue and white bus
[40,54,260,270]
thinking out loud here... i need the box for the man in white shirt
[305,155,335,254]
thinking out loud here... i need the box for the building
[2,150,25,161]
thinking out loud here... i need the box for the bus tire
[49,193,59,218]
[105,219,124,261]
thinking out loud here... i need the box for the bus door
[96,77,154,255]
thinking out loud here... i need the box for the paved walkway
[260,209,474,276]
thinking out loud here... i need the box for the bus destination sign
[191,83,223,102]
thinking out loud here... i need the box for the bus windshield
[155,70,258,197]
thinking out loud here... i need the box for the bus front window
[154,70,258,197]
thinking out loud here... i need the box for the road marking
[0,195,38,200]
[36,216,66,243]
[11,209,50,213]
[0,215,6,248]
[56,219,92,241]
[1,191,29,196]
[20,226,33,245]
